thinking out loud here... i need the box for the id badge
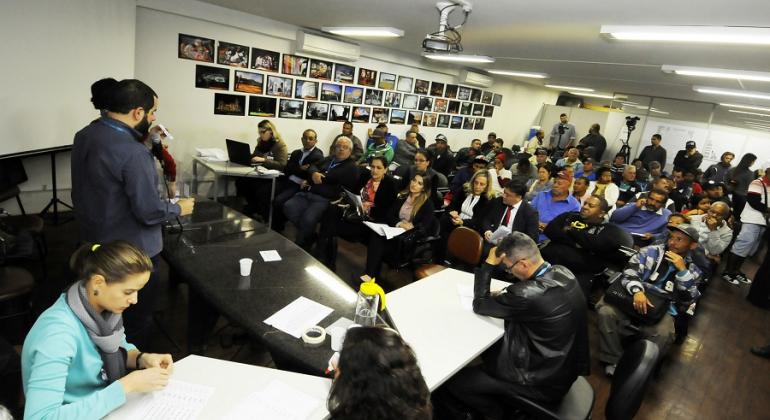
[664,280,674,292]
[650,271,659,282]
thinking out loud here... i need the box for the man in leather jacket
[440,232,589,419]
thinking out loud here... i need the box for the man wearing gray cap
[673,140,703,173]
[596,223,702,376]
[427,134,455,177]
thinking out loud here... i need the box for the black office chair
[508,376,595,420]
[605,339,660,420]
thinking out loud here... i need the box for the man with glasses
[611,188,672,247]
[438,232,588,419]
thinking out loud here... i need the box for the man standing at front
[439,232,589,419]
[638,134,667,170]
[548,113,577,158]
[673,141,703,173]
[71,79,194,347]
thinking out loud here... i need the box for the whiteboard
[640,118,709,169]
[703,130,747,167]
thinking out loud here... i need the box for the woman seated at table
[236,119,289,219]
[364,173,437,280]
[328,327,431,420]
[315,156,398,270]
[591,166,619,209]
[525,163,554,201]
[22,241,174,420]
[435,170,494,262]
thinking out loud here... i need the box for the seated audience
[479,132,498,155]
[315,156,397,270]
[284,136,359,249]
[328,327,431,420]
[480,180,540,256]
[426,134,455,177]
[360,127,394,164]
[522,129,545,156]
[409,123,427,148]
[575,157,596,181]
[450,155,488,196]
[596,224,701,376]
[364,174,436,280]
[591,166,619,209]
[531,171,581,242]
[701,180,731,207]
[610,188,672,246]
[439,232,588,419]
[436,170,494,262]
[396,148,445,208]
[22,241,174,419]
[271,129,324,231]
[393,130,419,167]
[615,165,642,207]
[455,138,482,168]
[689,202,732,266]
[572,176,594,206]
[525,163,554,201]
[610,153,626,184]
[555,146,584,175]
[365,123,398,150]
[484,138,504,162]
[633,177,676,212]
[648,161,663,181]
[235,120,288,218]
[683,196,712,216]
[510,157,537,186]
[528,147,552,167]
[329,121,364,161]
[493,157,512,187]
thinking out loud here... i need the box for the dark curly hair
[328,327,431,420]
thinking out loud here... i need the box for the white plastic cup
[239,258,253,276]
[330,327,346,351]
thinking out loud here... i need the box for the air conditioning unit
[458,70,492,87]
[296,31,361,62]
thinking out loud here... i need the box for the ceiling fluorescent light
[662,65,770,82]
[487,70,548,79]
[569,91,617,99]
[720,103,770,112]
[601,25,770,45]
[728,109,770,118]
[322,27,404,37]
[693,86,770,101]
[545,84,594,92]
[423,53,495,63]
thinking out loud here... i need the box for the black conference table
[162,197,359,376]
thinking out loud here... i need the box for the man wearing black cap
[596,224,702,376]
[427,134,455,177]
[673,141,703,173]
[480,132,498,155]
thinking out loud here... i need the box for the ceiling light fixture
[487,70,548,79]
[662,65,770,82]
[649,108,670,115]
[720,103,770,112]
[569,91,618,99]
[322,27,404,37]
[693,86,770,101]
[728,109,770,118]
[601,25,770,45]
[545,84,594,92]
[423,53,495,63]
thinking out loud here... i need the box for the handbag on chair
[604,279,672,325]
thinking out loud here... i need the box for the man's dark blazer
[479,197,540,242]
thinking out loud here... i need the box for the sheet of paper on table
[260,250,281,262]
[224,380,322,420]
[456,283,509,312]
[127,379,213,420]
[195,148,227,161]
[264,296,334,339]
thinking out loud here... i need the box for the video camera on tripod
[619,116,641,163]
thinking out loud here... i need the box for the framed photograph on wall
[178,34,214,62]
[483,105,494,117]
[371,108,389,123]
[329,104,351,121]
[358,68,378,87]
[278,99,304,119]
[418,96,433,111]
[214,93,245,116]
[217,41,249,68]
[450,116,463,129]
[282,54,309,76]
[457,86,472,101]
[352,106,371,123]
[437,114,450,128]
[365,89,383,106]
[444,84,458,99]
[402,94,418,110]
[460,102,472,115]
[407,111,423,125]
[492,93,503,106]
[472,103,484,116]
[414,79,430,95]
[470,88,482,102]
[433,98,448,113]
[397,76,413,93]
[195,65,229,90]
[305,102,329,120]
[475,118,485,130]
[251,48,280,72]
[295,80,319,100]
[248,96,277,117]
[265,75,293,97]
[234,70,263,94]
[481,91,493,104]
[463,117,475,130]
[430,82,445,97]
[344,86,364,104]
[447,101,460,114]
[390,109,407,124]
[422,112,437,127]
[379,72,396,90]
[384,91,401,108]
[309,59,333,80]
[334,64,356,83]
[321,83,342,102]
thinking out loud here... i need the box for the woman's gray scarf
[65,281,127,383]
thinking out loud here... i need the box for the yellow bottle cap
[359,280,386,310]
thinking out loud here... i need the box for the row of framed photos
[196,65,495,117]
[180,33,503,105]
[213,93,487,130]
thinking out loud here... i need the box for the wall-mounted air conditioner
[458,70,493,87]
[296,31,361,62]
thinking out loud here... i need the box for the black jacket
[578,133,607,161]
[473,262,590,401]
[673,150,703,173]
[427,145,456,177]
[307,156,359,199]
[284,147,324,180]
[638,145,667,170]
[480,197,540,242]
[542,212,633,271]
[446,190,490,232]
[358,173,398,224]
[386,195,437,237]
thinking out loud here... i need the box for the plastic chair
[508,376,595,420]
[414,226,483,280]
[605,339,660,420]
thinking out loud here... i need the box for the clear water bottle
[354,278,386,327]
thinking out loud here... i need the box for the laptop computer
[226,139,254,166]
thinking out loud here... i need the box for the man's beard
[135,114,151,137]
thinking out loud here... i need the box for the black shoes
[750,345,770,359]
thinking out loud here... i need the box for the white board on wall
[641,118,709,168]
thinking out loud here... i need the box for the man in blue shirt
[71,79,194,347]
[531,171,580,242]
[610,188,671,247]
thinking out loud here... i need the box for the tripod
[618,125,635,164]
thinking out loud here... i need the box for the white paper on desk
[264,296,334,339]
[224,380,321,420]
[260,250,281,262]
[256,166,281,175]
[457,283,475,312]
[195,148,228,161]
[363,221,405,239]
[488,225,511,244]
[130,379,213,420]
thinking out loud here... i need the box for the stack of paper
[264,296,334,339]
[195,148,227,161]
[129,379,213,420]
[224,380,322,420]
[363,221,405,239]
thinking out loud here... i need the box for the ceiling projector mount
[422,0,473,54]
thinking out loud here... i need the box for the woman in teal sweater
[22,241,174,420]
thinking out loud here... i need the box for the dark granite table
[162,198,358,376]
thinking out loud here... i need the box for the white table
[192,156,281,225]
[108,355,331,419]
[386,268,509,391]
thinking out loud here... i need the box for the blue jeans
[283,192,330,245]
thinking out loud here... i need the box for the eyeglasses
[503,258,525,271]
[258,128,270,134]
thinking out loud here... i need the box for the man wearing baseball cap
[673,140,703,174]
[596,223,702,376]
[427,134,455,177]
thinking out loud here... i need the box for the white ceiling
[199,0,770,129]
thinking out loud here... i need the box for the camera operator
[548,113,576,159]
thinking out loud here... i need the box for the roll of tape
[302,326,326,345]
